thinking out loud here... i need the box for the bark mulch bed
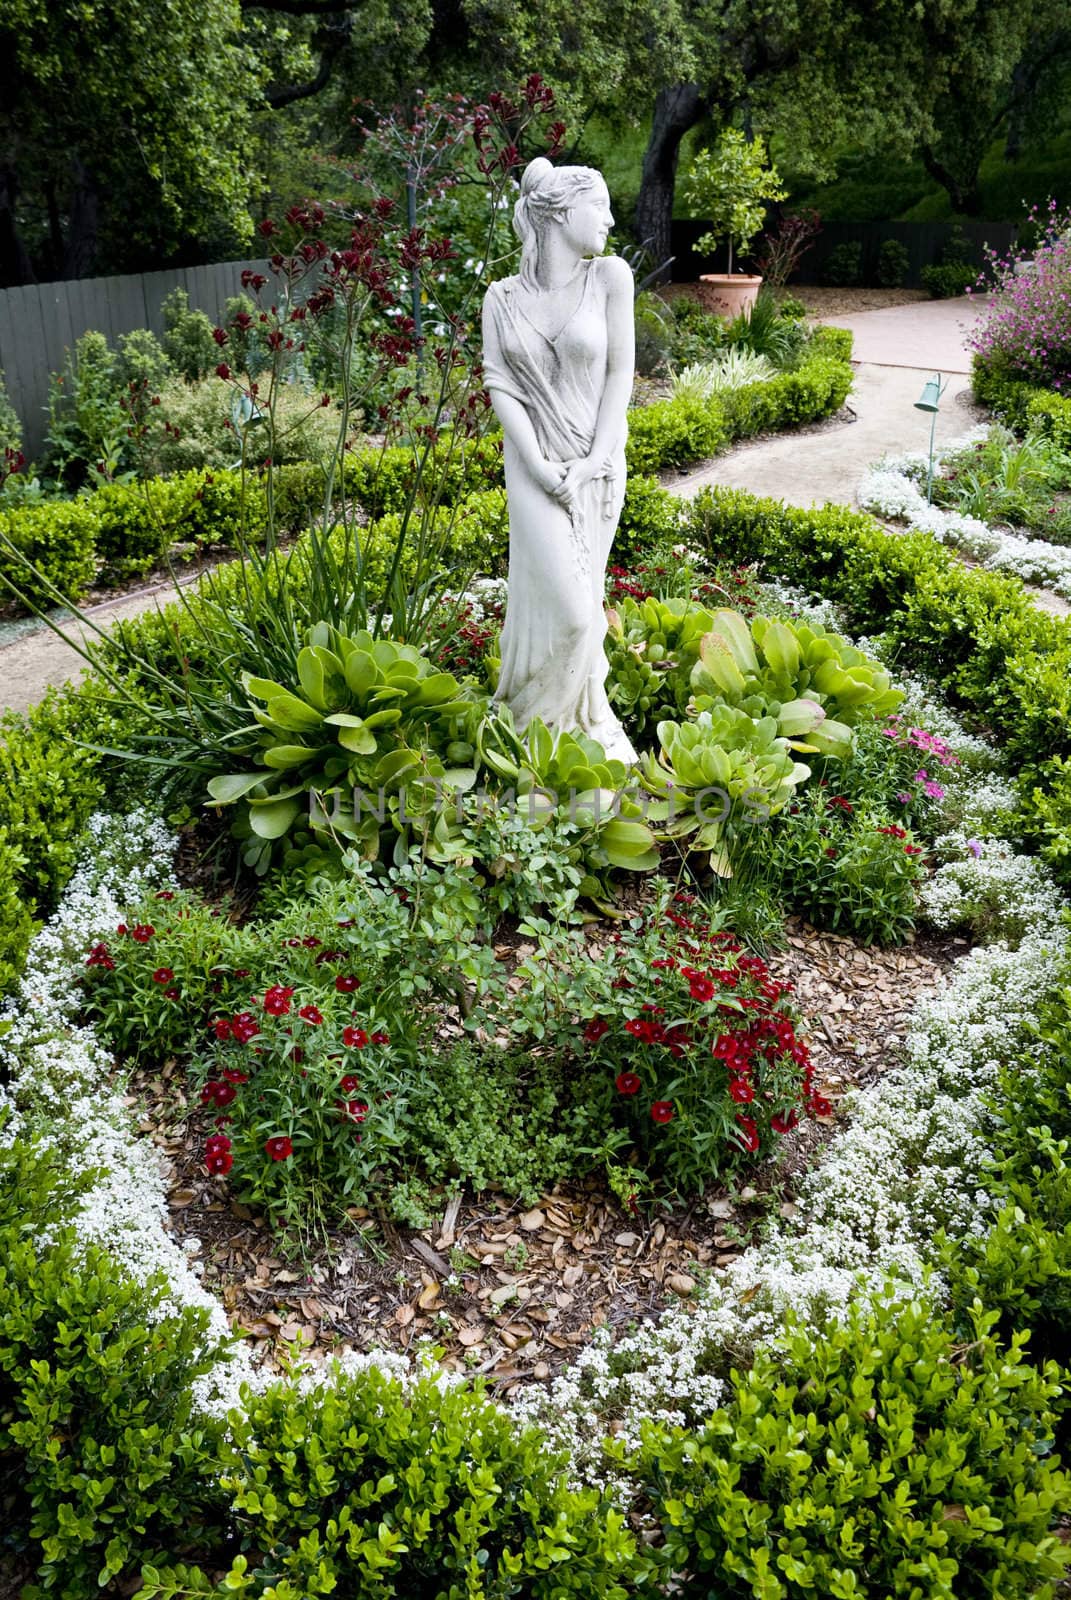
[129,915,963,1395]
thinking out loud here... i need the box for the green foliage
[641,705,811,872]
[161,289,219,384]
[689,606,902,747]
[942,975,1071,1381]
[716,355,853,439]
[625,393,730,474]
[746,785,923,945]
[0,1139,229,1597]
[0,367,23,455]
[1,1,256,277]
[875,238,910,287]
[634,290,675,377]
[615,473,684,563]
[0,684,144,993]
[116,327,172,394]
[408,1041,595,1202]
[686,130,787,273]
[0,496,99,606]
[606,593,717,733]
[679,484,1071,882]
[44,330,132,491]
[723,289,807,367]
[139,1365,639,1600]
[149,375,341,476]
[820,241,864,286]
[202,622,487,874]
[922,262,978,298]
[638,1295,1071,1599]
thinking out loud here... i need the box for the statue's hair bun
[521,156,554,194]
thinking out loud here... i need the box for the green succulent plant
[477,711,660,892]
[205,621,487,872]
[689,609,903,756]
[605,594,717,734]
[640,705,811,874]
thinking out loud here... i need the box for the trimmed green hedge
[640,1296,1070,1598]
[0,684,145,992]
[683,485,1071,879]
[971,353,1071,448]
[0,499,99,610]
[0,335,853,614]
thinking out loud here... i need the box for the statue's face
[559,185,614,257]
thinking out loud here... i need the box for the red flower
[212,1018,233,1041]
[615,1071,642,1095]
[163,987,180,1001]
[205,1146,233,1175]
[371,1030,390,1045]
[116,924,128,936]
[585,1018,610,1044]
[343,1026,369,1049]
[298,1004,324,1025]
[688,974,716,1003]
[206,1133,231,1155]
[809,1094,834,1118]
[201,1080,236,1108]
[155,890,175,901]
[729,1079,754,1104]
[215,363,232,381]
[904,844,922,855]
[152,967,174,985]
[222,1067,248,1085]
[338,1099,369,1123]
[650,1100,675,1124]
[336,974,360,993]
[264,985,295,1017]
[734,1115,760,1153]
[340,1073,361,1093]
[712,1033,740,1060]
[230,1011,260,1044]
[85,942,115,970]
[265,1135,293,1161]
[771,1109,801,1134]
[131,924,155,943]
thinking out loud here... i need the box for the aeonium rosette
[578,893,823,1194]
[192,976,407,1239]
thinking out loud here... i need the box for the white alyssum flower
[922,833,1065,943]
[859,439,1071,598]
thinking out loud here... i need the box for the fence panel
[0,257,270,460]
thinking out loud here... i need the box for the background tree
[0,0,264,285]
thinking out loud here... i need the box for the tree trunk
[635,82,706,281]
[920,146,982,217]
[63,154,99,278]
[0,164,35,288]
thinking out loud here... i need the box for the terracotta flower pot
[697,273,763,318]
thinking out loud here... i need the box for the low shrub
[625,393,730,474]
[942,974,1071,1384]
[0,1138,229,1597]
[922,262,977,299]
[0,496,100,607]
[0,684,145,994]
[820,240,863,286]
[875,238,909,288]
[161,287,218,383]
[747,786,924,945]
[968,205,1071,390]
[639,1295,1071,1599]
[138,1365,639,1600]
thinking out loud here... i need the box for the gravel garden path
[2,295,1062,719]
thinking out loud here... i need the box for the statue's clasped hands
[549,454,615,514]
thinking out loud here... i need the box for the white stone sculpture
[482,156,638,764]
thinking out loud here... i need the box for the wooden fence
[670,218,1018,287]
[0,258,268,460]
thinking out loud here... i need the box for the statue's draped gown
[483,258,637,762]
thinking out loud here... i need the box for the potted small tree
[685,129,786,318]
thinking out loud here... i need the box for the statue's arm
[589,254,635,464]
[481,292,566,496]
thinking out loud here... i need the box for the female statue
[482,157,638,764]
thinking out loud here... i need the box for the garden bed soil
[132,914,962,1398]
[658,284,931,319]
